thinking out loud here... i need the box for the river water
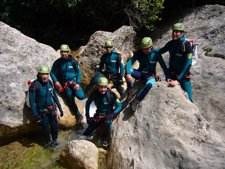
[0,100,106,169]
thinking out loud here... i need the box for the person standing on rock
[50,44,85,125]
[85,40,124,98]
[29,65,63,147]
[83,77,122,148]
[158,23,193,102]
[125,37,169,111]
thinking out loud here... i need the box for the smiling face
[98,85,108,94]
[39,73,49,82]
[60,50,69,59]
[172,30,184,40]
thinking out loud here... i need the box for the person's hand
[126,74,132,82]
[74,84,79,91]
[54,82,62,90]
[168,80,179,87]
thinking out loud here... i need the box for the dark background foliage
[0,0,224,49]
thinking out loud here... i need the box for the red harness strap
[59,81,76,93]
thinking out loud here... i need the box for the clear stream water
[0,101,107,169]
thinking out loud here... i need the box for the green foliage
[0,0,165,47]
[125,0,164,31]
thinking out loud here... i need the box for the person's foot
[44,140,53,148]
[80,135,93,140]
[51,140,59,147]
[101,139,109,149]
[130,99,139,112]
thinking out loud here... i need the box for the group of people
[29,22,193,148]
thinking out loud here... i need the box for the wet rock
[0,21,58,136]
[108,82,225,169]
[0,21,84,137]
[107,5,225,168]
[154,4,225,137]
[60,140,98,169]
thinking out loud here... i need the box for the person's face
[39,73,49,82]
[98,85,108,94]
[60,50,69,59]
[104,46,113,53]
[172,30,184,40]
[142,47,151,55]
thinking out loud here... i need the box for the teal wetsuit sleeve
[85,94,94,119]
[126,55,138,74]
[72,60,82,84]
[177,41,193,81]
[50,61,59,83]
[158,43,170,54]
[119,62,124,78]
[52,88,62,110]
[112,99,122,115]
[177,55,192,81]
[157,53,169,79]
[29,85,38,117]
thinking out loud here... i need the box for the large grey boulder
[0,21,84,139]
[79,26,136,86]
[154,4,225,136]
[60,140,99,169]
[107,4,225,169]
[108,82,225,169]
[0,21,58,137]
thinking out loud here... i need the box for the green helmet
[60,44,70,52]
[98,77,109,86]
[38,65,49,74]
[105,40,113,48]
[141,37,153,49]
[172,23,186,32]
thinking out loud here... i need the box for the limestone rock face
[108,4,225,169]
[0,21,82,137]
[0,21,57,133]
[154,4,225,136]
[108,82,225,169]
[79,26,136,86]
[60,140,99,169]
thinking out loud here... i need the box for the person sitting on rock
[50,44,85,125]
[158,23,193,102]
[83,77,122,148]
[85,40,124,98]
[125,37,169,111]
[29,65,63,148]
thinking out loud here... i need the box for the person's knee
[76,94,85,100]
[145,83,153,90]
[146,78,155,86]
[104,120,112,126]
[76,89,85,100]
